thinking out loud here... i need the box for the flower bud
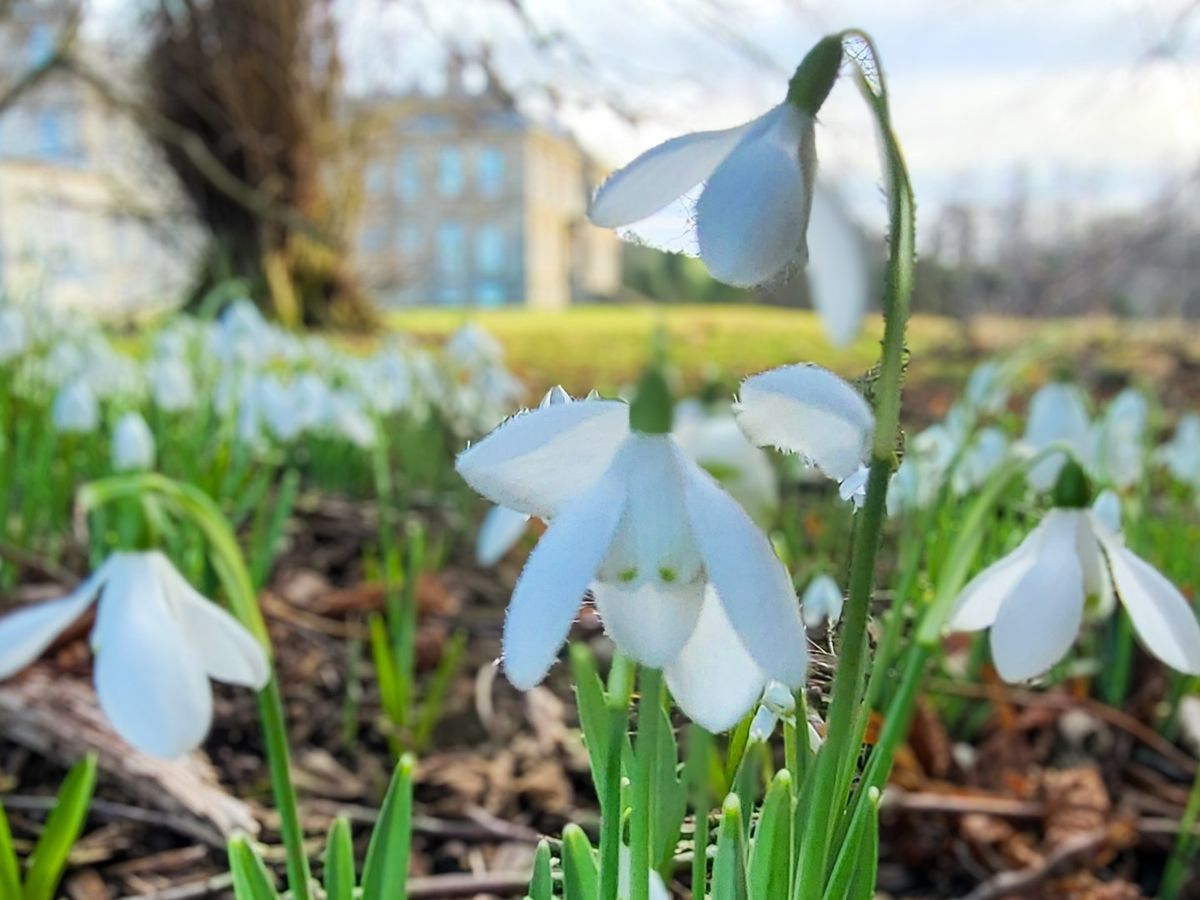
[787,34,844,116]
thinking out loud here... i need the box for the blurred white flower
[673,401,779,525]
[52,380,100,434]
[952,427,1011,495]
[949,506,1200,682]
[456,394,806,731]
[111,411,156,472]
[963,360,1010,417]
[445,323,505,372]
[1021,383,1092,492]
[1159,413,1200,486]
[588,105,868,346]
[0,552,268,758]
[1088,387,1148,490]
[326,390,376,449]
[801,573,844,628]
[147,358,197,413]
[0,307,29,362]
[734,364,874,481]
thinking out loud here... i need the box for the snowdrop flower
[748,680,824,749]
[455,376,806,731]
[963,360,1010,418]
[1088,387,1148,489]
[147,358,197,413]
[734,364,874,484]
[326,390,376,449]
[1159,413,1200,486]
[838,464,870,508]
[52,380,100,434]
[111,411,156,472]
[949,484,1200,682]
[0,307,29,362]
[1021,383,1091,491]
[0,552,269,757]
[801,574,843,628]
[952,427,1011,495]
[445,323,505,372]
[588,39,868,346]
[1091,488,1122,534]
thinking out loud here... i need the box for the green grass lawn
[388,304,1200,410]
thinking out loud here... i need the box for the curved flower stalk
[0,551,269,758]
[949,492,1200,682]
[733,363,875,496]
[587,42,869,347]
[111,411,156,472]
[455,384,807,731]
[1159,412,1200,488]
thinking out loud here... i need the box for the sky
[90,0,1200,240]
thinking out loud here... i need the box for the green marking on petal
[619,568,638,583]
[658,567,677,583]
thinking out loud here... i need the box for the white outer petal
[664,588,766,733]
[475,505,532,567]
[948,523,1046,632]
[1097,528,1200,674]
[696,105,813,287]
[681,461,806,687]
[588,111,769,228]
[735,364,874,480]
[1023,383,1091,491]
[92,557,213,758]
[0,571,103,678]
[455,400,630,519]
[801,574,844,628]
[153,554,269,689]
[806,183,869,347]
[501,463,627,689]
[989,512,1085,682]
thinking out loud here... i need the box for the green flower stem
[1160,750,1200,899]
[599,702,629,900]
[79,474,312,900]
[795,29,915,900]
[630,666,664,900]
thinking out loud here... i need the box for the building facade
[0,3,197,314]
[354,69,621,309]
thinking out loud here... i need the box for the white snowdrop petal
[806,183,869,347]
[749,705,778,742]
[989,513,1085,682]
[501,466,627,689]
[681,463,806,687]
[594,579,706,669]
[156,556,269,689]
[736,364,874,480]
[588,113,768,228]
[456,400,630,519]
[948,524,1045,632]
[801,574,844,628]
[475,505,532,567]
[0,577,100,678]
[664,588,765,733]
[93,562,213,758]
[1023,383,1091,491]
[1099,533,1200,675]
[696,109,810,287]
[1091,490,1122,536]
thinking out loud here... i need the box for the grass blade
[323,817,356,900]
[361,753,416,900]
[227,834,280,900]
[23,753,97,900]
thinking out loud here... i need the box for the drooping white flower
[952,427,1011,495]
[1021,383,1091,491]
[801,573,844,628]
[838,464,870,508]
[734,363,875,482]
[111,411,156,472]
[588,104,869,346]
[0,307,29,362]
[962,360,1010,418]
[747,679,824,749]
[1088,387,1148,490]
[949,506,1200,682]
[147,357,197,413]
[0,552,269,757]
[52,380,100,434]
[326,390,376,449]
[445,323,505,372]
[455,394,806,731]
[1159,413,1200,487]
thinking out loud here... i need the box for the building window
[437,147,464,197]
[365,160,389,195]
[398,224,423,262]
[36,109,67,161]
[26,24,54,67]
[476,146,505,198]
[437,222,465,273]
[396,150,421,202]
[474,280,506,307]
[474,225,505,275]
[438,283,466,306]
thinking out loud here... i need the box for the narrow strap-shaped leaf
[710,794,747,900]
[323,817,356,900]
[822,786,881,900]
[653,704,687,874]
[570,643,617,798]
[560,824,599,900]
[748,770,792,900]
[528,839,554,900]
[23,753,97,900]
[0,801,21,899]
[227,834,280,900]
[361,754,416,900]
